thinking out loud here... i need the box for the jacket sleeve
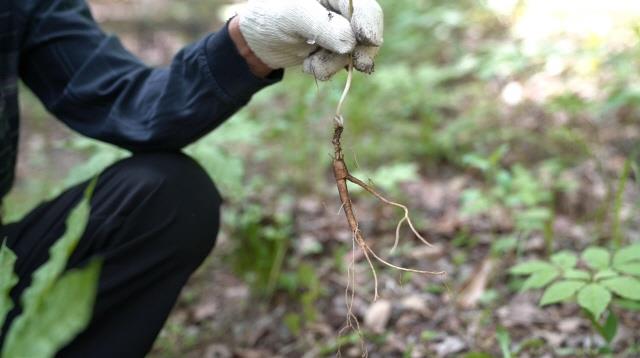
[17,0,282,151]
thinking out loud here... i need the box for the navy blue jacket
[0,0,282,201]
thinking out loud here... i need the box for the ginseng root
[331,2,444,355]
[332,122,445,300]
[332,118,445,358]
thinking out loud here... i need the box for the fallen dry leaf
[193,301,218,322]
[400,294,429,315]
[434,336,466,356]
[457,256,496,309]
[364,299,392,333]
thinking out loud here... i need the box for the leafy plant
[0,182,101,358]
[510,244,640,349]
[461,147,556,235]
[280,263,324,334]
[464,327,544,358]
[227,204,293,297]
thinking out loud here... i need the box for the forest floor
[147,162,640,357]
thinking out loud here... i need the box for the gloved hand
[238,0,383,80]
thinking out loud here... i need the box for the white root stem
[360,238,379,301]
[392,217,407,253]
[335,63,354,122]
[338,225,367,358]
[366,246,447,276]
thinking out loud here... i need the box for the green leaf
[510,261,555,275]
[3,181,96,357]
[491,236,518,256]
[22,180,96,313]
[283,313,301,336]
[2,260,101,358]
[563,269,591,281]
[463,353,493,358]
[420,330,439,342]
[601,277,640,300]
[460,189,494,216]
[582,247,611,270]
[521,269,559,291]
[551,251,578,269]
[540,281,586,305]
[614,298,640,311]
[613,244,640,265]
[514,207,552,233]
[577,283,612,319]
[19,192,91,309]
[613,263,640,277]
[601,311,618,343]
[594,269,619,281]
[496,327,512,358]
[0,241,19,327]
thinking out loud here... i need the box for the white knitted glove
[238,0,383,80]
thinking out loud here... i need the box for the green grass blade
[611,157,632,248]
[496,327,512,358]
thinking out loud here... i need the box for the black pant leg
[1,152,221,358]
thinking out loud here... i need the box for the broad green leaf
[551,251,578,269]
[2,260,101,358]
[540,280,586,305]
[613,263,640,277]
[3,181,96,356]
[510,261,555,275]
[594,269,619,281]
[0,242,18,327]
[577,283,611,319]
[582,247,610,270]
[521,269,559,291]
[613,244,640,265]
[601,277,640,300]
[563,269,590,281]
[601,312,618,344]
[19,183,94,310]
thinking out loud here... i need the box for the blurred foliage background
[6,0,640,356]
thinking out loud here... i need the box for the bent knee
[97,152,221,260]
